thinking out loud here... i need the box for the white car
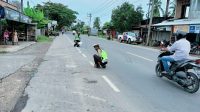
[125,32,137,44]
[117,34,124,42]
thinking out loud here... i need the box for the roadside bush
[37,35,53,42]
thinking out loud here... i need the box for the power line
[94,0,123,17]
[98,0,140,19]
[92,0,116,15]
[92,0,113,13]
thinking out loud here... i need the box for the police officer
[74,31,81,47]
[93,44,108,68]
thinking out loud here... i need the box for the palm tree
[153,0,164,17]
[169,0,176,17]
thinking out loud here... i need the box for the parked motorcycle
[190,42,200,55]
[155,51,200,93]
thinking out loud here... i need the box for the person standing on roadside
[3,30,9,45]
[13,30,18,45]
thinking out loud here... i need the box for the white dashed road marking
[127,52,154,62]
[76,47,82,53]
[81,53,87,58]
[89,61,94,66]
[102,76,120,93]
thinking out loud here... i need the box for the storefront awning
[4,7,32,24]
[153,19,200,26]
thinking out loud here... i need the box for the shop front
[153,19,200,44]
[0,7,36,45]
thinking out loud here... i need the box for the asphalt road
[21,33,200,112]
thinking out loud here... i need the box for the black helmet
[175,30,187,40]
[93,44,100,48]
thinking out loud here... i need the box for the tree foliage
[111,2,144,33]
[24,7,44,22]
[169,0,176,17]
[24,6,49,28]
[71,21,86,33]
[36,2,78,29]
[93,17,100,29]
[102,21,113,29]
[152,0,164,17]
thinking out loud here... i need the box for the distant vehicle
[118,32,138,44]
[125,32,137,44]
[135,33,143,44]
[118,32,128,42]
[89,28,98,36]
[117,32,143,44]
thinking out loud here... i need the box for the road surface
[20,33,200,112]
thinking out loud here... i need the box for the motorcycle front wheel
[155,63,163,77]
[184,72,199,93]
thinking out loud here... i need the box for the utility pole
[146,0,155,46]
[87,13,92,28]
[27,1,30,7]
[21,0,24,12]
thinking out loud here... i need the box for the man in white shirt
[161,31,191,74]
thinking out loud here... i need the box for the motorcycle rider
[93,44,108,68]
[74,31,81,47]
[161,31,191,74]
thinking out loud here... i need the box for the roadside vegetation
[37,35,53,42]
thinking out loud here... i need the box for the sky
[27,0,167,26]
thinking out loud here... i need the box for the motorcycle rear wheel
[184,72,199,93]
[155,63,163,77]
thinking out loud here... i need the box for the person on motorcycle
[93,44,108,68]
[74,31,81,47]
[161,31,191,74]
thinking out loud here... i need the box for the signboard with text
[173,25,189,33]
[189,25,200,33]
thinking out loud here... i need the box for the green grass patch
[99,34,106,38]
[37,35,53,42]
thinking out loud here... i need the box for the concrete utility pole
[146,0,155,46]
[87,13,92,28]
[21,0,23,12]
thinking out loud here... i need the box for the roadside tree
[111,2,143,33]
[93,17,101,29]
[36,2,77,29]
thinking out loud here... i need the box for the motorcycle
[155,51,200,93]
[190,42,200,55]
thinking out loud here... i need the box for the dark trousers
[93,54,107,68]
[74,40,80,47]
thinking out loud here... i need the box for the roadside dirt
[0,43,51,112]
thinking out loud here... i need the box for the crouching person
[93,44,108,68]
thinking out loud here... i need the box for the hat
[93,44,100,48]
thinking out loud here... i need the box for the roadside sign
[189,25,200,33]
[173,25,189,33]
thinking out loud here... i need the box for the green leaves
[111,2,144,33]
[153,0,164,17]
[36,2,77,29]
[103,22,113,30]
[93,17,100,29]
[24,7,48,28]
